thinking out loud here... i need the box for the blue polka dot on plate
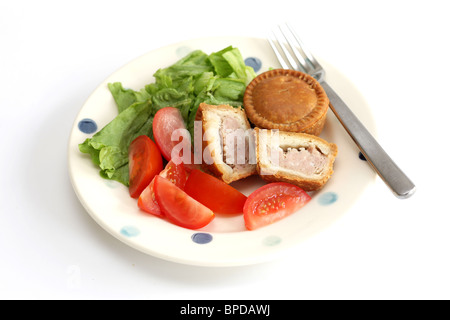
[318,192,338,206]
[245,57,262,73]
[191,233,213,244]
[263,235,282,246]
[359,152,367,161]
[78,118,97,134]
[120,226,140,237]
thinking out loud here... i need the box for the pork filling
[270,145,328,175]
[219,116,252,169]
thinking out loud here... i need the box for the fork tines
[268,23,321,75]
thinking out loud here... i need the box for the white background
[1,0,449,300]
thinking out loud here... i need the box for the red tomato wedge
[152,107,201,172]
[138,179,161,216]
[153,107,188,161]
[153,175,215,229]
[159,159,187,189]
[138,160,187,216]
[243,182,311,230]
[128,135,163,198]
[184,169,247,214]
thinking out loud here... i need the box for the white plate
[68,36,376,267]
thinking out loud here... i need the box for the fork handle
[321,81,416,199]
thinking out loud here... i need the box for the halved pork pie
[196,103,256,184]
[254,127,338,191]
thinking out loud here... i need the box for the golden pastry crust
[243,69,329,136]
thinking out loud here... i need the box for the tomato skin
[153,107,187,161]
[128,135,163,199]
[138,160,187,216]
[243,182,311,230]
[153,175,215,229]
[184,169,247,214]
[152,107,200,171]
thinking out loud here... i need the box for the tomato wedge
[153,175,214,229]
[138,160,187,216]
[138,179,161,216]
[184,169,247,214]
[152,106,200,172]
[159,159,187,189]
[153,107,188,161]
[243,182,311,230]
[128,135,163,198]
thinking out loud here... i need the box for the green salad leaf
[79,100,154,185]
[108,82,151,113]
[79,46,256,186]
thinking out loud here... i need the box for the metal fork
[268,23,415,199]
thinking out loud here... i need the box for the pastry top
[243,69,329,135]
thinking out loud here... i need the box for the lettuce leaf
[108,82,151,113]
[79,100,154,185]
[79,46,255,186]
[208,46,256,83]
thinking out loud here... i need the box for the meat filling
[220,116,252,168]
[271,145,328,175]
